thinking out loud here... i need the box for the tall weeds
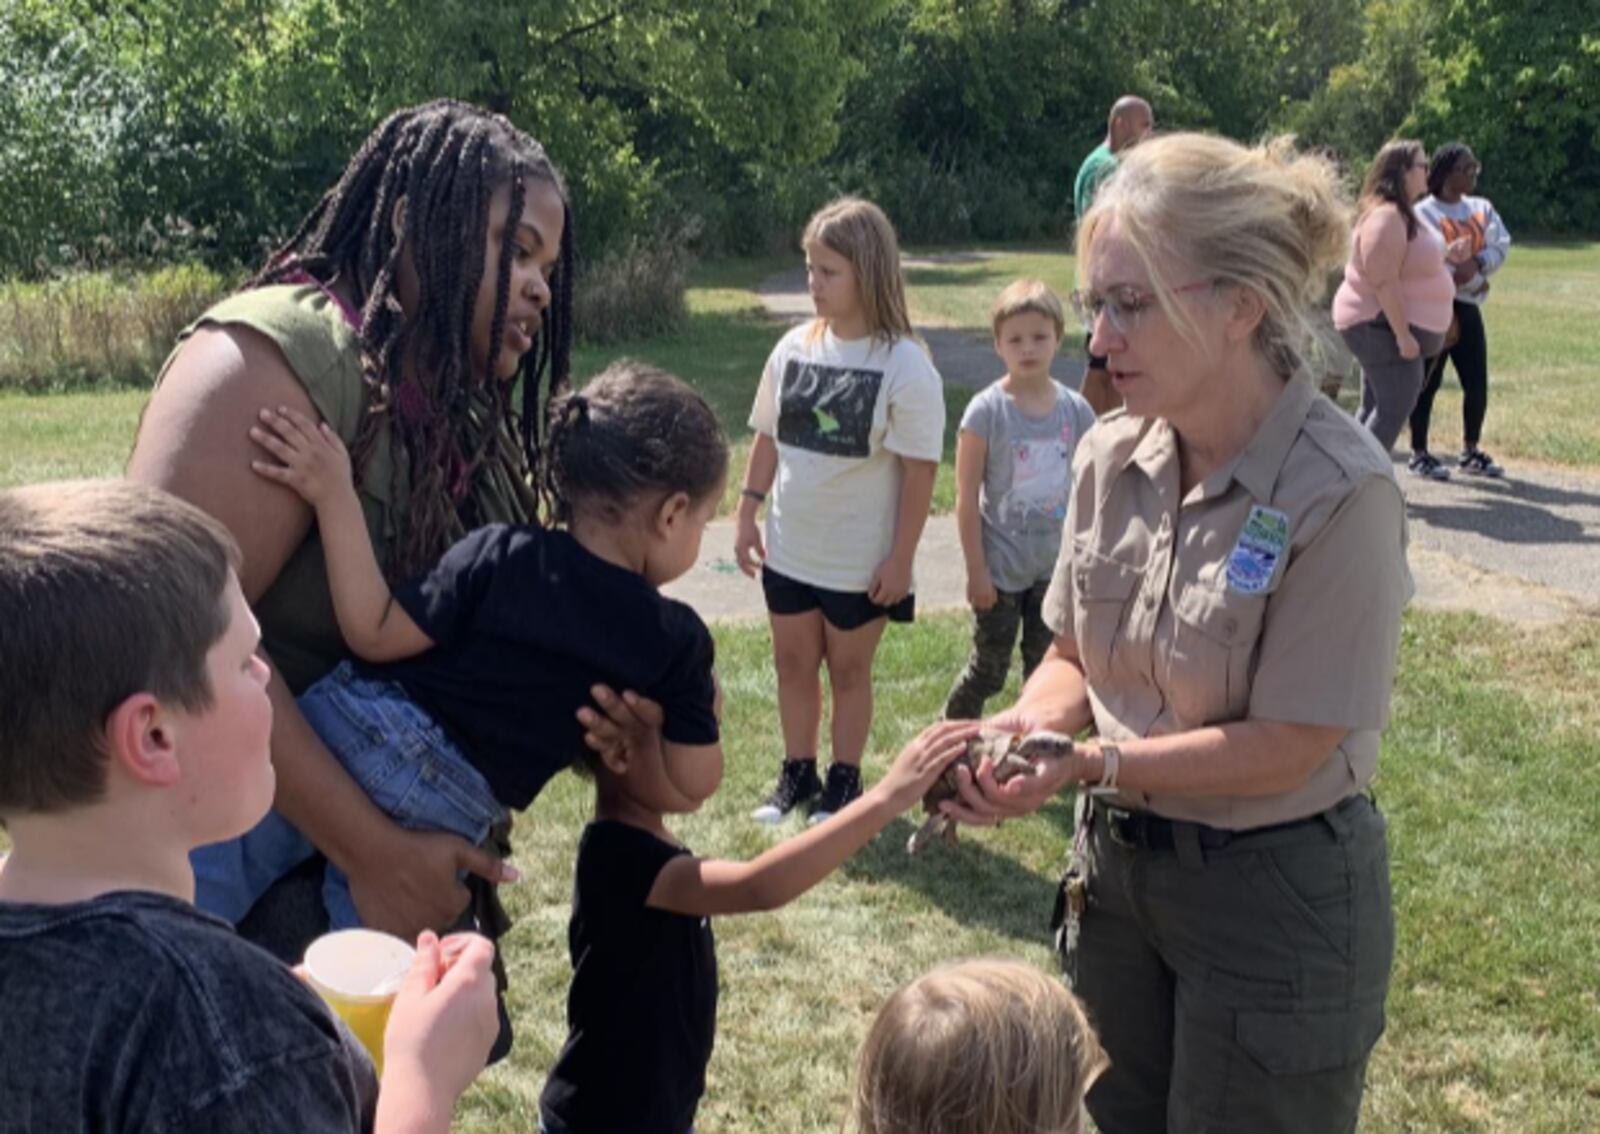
[572,231,692,344]
[1,231,694,392]
[0,265,232,392]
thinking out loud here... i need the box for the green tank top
[155,284,533,694]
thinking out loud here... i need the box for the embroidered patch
[1226,506,1289,594]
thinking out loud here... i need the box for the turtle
[906,729,1076,855]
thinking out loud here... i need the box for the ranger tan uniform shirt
[1042,371,1412,829]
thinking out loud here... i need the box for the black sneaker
[1408,451,1451,481]
[1459,448,1505,477]
[808,763,863,826]
[751,759,822,823]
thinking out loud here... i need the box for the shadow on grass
[841,797,1076,946]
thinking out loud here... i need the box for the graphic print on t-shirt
[1000,432,1072,525]
[778,359,884,458]
[1435,212,1488,256]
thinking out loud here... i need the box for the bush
[573,231,693,345]
[0,264,232,392]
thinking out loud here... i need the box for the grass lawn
[467,608,1600,1133]
[3,245,1599,1130]
[2,608,1597,1130]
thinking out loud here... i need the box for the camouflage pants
[942,578,1053,720]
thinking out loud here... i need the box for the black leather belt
[1092,794,1364,852]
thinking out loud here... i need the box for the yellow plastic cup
[303,929,415,1075]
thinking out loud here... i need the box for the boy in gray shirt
[944,281,1096,719]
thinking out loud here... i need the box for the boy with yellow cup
[0,480,500,1134]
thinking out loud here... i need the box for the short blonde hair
[991,279,1066,339]
[1076,132,1351,377]
[853,958,1106,1134]
[803,197,916,347]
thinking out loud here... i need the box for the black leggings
[1410,301,1488,453]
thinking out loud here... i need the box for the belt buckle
[1105,806,1138,849]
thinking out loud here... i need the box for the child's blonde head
[991,279,1066,340]
[853,958,1106,1134]
[803,197,915,346]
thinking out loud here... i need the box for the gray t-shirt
[0,890,378,1133]
[961,380,1096,592]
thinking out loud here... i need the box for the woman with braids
[1408,142,1513,480]
[127,101,578,952]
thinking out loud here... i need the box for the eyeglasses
[1069,279,1217,337]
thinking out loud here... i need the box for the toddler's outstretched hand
[250,405,355,507]
[878,720,980,811]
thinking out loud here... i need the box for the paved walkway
[663,509,1595,628]
[673,264,1600,627]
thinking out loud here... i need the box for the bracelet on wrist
[1087,741,1121,796]
[740,487,766,503]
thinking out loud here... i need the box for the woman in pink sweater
[1334,140,1467,453]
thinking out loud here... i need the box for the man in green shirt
[1073,96,1154,415]
[1074,96,1154,220]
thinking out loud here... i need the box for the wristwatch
[1088,742,1121,796]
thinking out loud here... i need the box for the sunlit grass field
[474,610,1600,1133]
[3,609,1598,1131]
[3,245,1599,1132]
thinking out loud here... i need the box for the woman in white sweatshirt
[1409,143,1513,480]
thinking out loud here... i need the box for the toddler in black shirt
[213,360,730,931]
[538,717,976,1134]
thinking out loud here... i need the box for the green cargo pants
[1059,794,1394,1134]
[942,578,1053,720]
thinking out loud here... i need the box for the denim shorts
[191,661,508,929]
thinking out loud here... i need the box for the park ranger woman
[944,133,1409,1133]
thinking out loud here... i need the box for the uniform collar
[1121,370,1317,503]
[1228,370,1318,503]
[1128,417,1177,483]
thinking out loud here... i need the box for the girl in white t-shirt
[735,197,946,825]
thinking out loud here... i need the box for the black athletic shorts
[761,565,915,631]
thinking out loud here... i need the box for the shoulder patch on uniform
[1226,505,1289,594]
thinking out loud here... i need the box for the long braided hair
[252,99,574,577]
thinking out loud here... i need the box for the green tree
[1413,0,1600,229]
